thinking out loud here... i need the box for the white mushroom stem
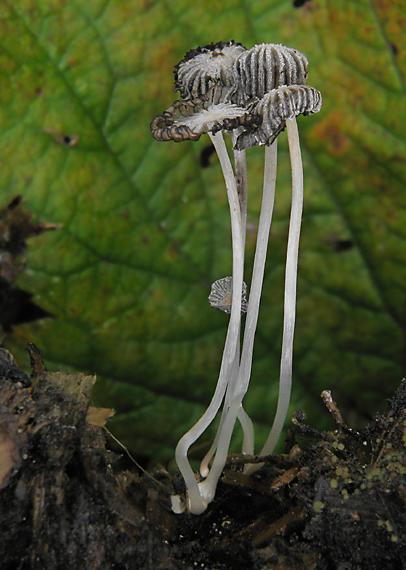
[209,132,245,365]
[175,131,245,514]
[232,129,248,245]
[238,406,255,454]
[199,388,255,478]
[247,117,303,474]
[199,345,240,478]
[199,133,252,479]
[199,140,278,498]
[175,323,237,514]
[198,396,244,507]
[237,140,277,397]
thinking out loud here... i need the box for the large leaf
[1,0,405,463]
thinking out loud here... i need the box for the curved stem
[199,133,248,478]
[200,140,278,493]
[198,397,243,505]
[200,402,252,478]
[174,132,245,514]
[175,324,235,514]
[251,117,303,470]
[200,136,257,478]
[238,406,255,455]
[209,132,244,365]
[199,337,240,478]
[236,141,277,398]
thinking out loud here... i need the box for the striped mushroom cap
[151,98,261,143]
[233,43,309,105]
[208,276,248,314]
[234,85,322,150]
[174,41,246,104]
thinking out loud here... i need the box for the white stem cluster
[174,117,304,514]
[245,117,303,475]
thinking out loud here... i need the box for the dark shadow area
[0,196,57,337]
[200,144,216,168]
[293,0,311,7]
[332,239,354,253]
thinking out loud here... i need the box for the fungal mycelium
[151,41,322,514]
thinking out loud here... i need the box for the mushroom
[242,87,321,474]
[174,40,246,103]
[152,96,252,514]
[208,277,248,314]
[232,42,309,104]
[150,98,259,143]
[152,45,258,514]
[199,87,321,486]
[150,41,322,513]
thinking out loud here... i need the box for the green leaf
[1,0,406,463]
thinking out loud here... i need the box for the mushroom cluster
[151,41,322,514]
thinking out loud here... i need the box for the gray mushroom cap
[208,276,248,314]
[174,41,247,102]
[234,85,322,150]
[233,43,309,105]
[151,97,261,142]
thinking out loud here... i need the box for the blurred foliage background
[1,0,405,465]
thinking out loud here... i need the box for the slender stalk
[175,324,236,514]
[209,132,244,365]
[252,117,303,467]
[236,141,277,397]
[232,129,248,246]
[200,140,278,495]
[199,400,253,478]
[238,406,255,455]
[200,132,248,479]
[200,137,267,478]
[199,337,240,478]
[175,132,245,513]
[198,397,243,505]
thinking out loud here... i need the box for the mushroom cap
[174,41,247,101]
[208,276,248,314]
[150,98,261,143]
[235,85,322,150]
[233,43,309,104]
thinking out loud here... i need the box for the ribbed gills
[235,85,322,149]
[234,44,309,104]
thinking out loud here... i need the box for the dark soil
[0,345,405,570]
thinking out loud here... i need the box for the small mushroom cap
[233,43,309,104]
[151,98,260,143]
[235,85,322,150]
[174,41,246,101]
[208,276,248,314]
